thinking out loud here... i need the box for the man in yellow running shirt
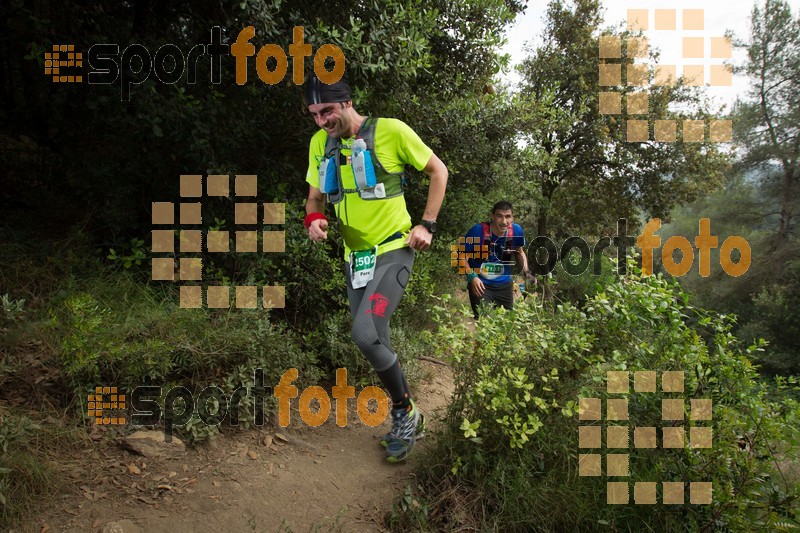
[303,75,448,462]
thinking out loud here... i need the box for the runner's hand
[469,277,485,297]
[406,225,432,251]
[308,218,328,241]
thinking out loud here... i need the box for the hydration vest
[481,222,516,258]
[318,117,405,205]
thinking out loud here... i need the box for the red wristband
[304,212,327,229]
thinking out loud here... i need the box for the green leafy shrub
[46,274,321,444]
[107,238,147,269]
[303,310,371,379]
[0,294,25,326]
[200,200,348,332]
[392,263,800,531]
[0,416,40,512]
[171,312,322,444]
[49,292,175,391]
[0,415,71,527]
[395,241,452,328]
[736,259,800,376]
[1,294,27,352]
[552,249,618,307]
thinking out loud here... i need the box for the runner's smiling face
[490,209,514,236]
[308,102,352,139]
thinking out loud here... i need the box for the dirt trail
[32,361,453,533]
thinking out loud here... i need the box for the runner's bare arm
[406,154,448,251]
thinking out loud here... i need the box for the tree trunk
[537,178,557,237]
[536,212,548,239]
[776,166,796,252]
[766,168,796,259]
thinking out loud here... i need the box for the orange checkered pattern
[45,45,83,83]
[88,386,126,425]
[151,175,286,309]
[450,236,489,275]
[578,370,713,505]
[598,9,732,143]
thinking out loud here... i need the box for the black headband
[305,75,352,105]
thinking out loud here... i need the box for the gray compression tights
[345,247,414,404]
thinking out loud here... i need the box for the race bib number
[350,247,378,289]
[480,262,505,280]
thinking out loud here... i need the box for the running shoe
[384,400,424,463]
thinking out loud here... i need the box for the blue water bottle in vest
[318,157,338,194]
[351,138,377,190]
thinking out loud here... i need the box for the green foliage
[0,416,39,520]
[384,90,523,240]
[246,201,348,330]
[394,240,454,329]
[737,259,800,374]
[174,311,322,443]
[515,0,731,237]
[388,483,431,529]
[0,411,87,528]
[0,294,25,325]
[736,0,799,205]
[0,414,39,463]
[660,175,799,375]
[42,270,321,444]
[0,0,528,520]
[49,292,175,391]
[443,299,593,458]
[0,415,63,527]
[396,263,799,531]
[107,238,147,269]
[176,199,350,332]
[658,0,800,375]
[1,0,523,249]
[669,0,800,376]
[551,249,618,307]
